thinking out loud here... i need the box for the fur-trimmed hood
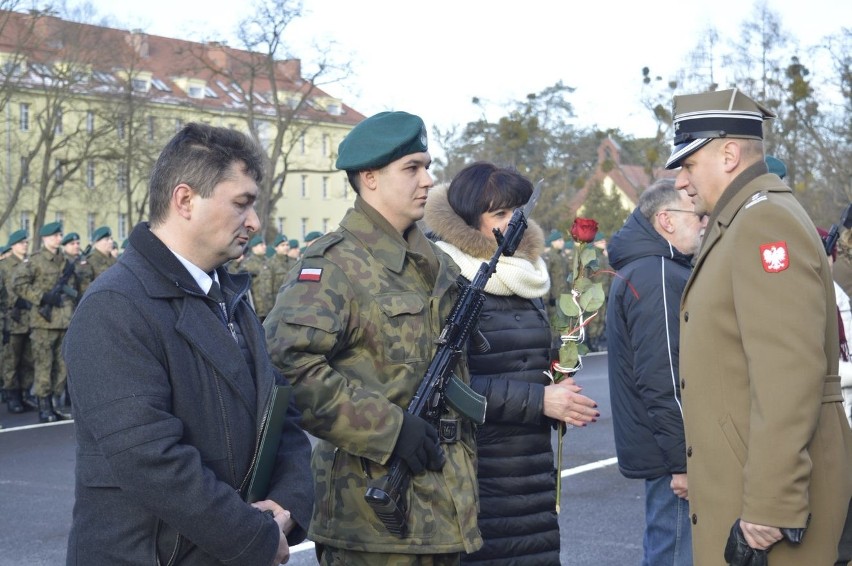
[423,184,550,299]
[423,184,546,262]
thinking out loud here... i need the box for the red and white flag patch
[298,267,323,282]
[760,241,789,273]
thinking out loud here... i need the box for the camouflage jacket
[86,249,115,280]
[13,247,78,329]
[266,253,292,304]
[242,253,273,318]
[1,255,29,333]
[264,197,482,554]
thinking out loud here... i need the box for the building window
[322,176,329,199]
[86,160,95,188]
[131,78,148,92]
[20,211,30,234]
[301,218,308,239]
[323,218,329,233]
[117,213,127,240]
[117,117,126,140]
[299,134,306,155]
[117,164,128,191]
[54,211,64,225]
[54,106,63,135]
[55,159,64,185]
[20,157,28,185]
[277,217,285,233]
[300,175,308,198]
[86,213,95,239]
[188,85,204,98]
[86,110,95,133]
[342,176,349,199]
[147,116,155,141]
[322,134,330,156]
[19,103,29,131]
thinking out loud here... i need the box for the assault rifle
[364,181,542,537]
[38,245,90,322]
[822,203,852,257]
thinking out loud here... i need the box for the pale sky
[82,0,848,145]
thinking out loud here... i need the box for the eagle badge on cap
[760,241,789,273]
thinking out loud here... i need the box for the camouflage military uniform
[266,252,291,305]
[1,254,34,397]
[13,247,78,398]
[264,198,483,555]
[73,253,95,296]
[86,248,115,280]
[241,252,273,319]
[544,247,572,325]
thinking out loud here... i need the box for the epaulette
[744,190,769,210]
[304,233,344,258]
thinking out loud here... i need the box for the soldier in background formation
[241,235,274,321]
[86,225,116,280]
[543,228,571,325]
[267,234,292,303]
[13,222,80,423]
[287,238,301,263]
[1,229,35,414]
[61,232,95,295]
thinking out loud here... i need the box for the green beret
[92,226,111,242]
[305,231,323,242]
[565,239,575,249]
[335,111,428,171]
[288,239,299,249]
[121,238,129,249]
[666,88,776,169]
[39,221,62,237]
[546,229,564,246]
[7,229,27,246]
[60,232,80,245]
[274,234,288,246]
[765,155,787,179]
[249,235,264,248]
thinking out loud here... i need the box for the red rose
[570,218,599,243]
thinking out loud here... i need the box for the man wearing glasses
[606,177,706,566]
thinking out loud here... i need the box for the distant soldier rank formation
[3,86,852,566]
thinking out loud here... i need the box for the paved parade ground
[0,353,646,565]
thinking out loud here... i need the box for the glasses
[661,209,706,220]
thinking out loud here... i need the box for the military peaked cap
[335,111,428,171]
[7,229,27,246]
[39,221,62,237]
[61,232,80,245]
[665,88,776,169]
[92,226,111,242]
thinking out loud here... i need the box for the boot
[21,391,39,411]
[38,396,58,423]
[52,395,71,420]
[5,389,24,414]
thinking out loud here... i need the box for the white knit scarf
[436,241,551,298]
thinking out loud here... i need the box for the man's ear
[360,170,378,192]
[721,140,741,173]
[173,184,195,220]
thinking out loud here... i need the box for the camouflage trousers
[2,332,34,392]
[30,328,66,398]
[319,546,460,566]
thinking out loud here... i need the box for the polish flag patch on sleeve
[298,267,323,282]
[760,241,789,273]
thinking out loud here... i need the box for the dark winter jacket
[63,222,313,566]
[424,186,560,565]
[605,208,693,479]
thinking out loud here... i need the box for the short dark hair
[638,178,679,221]
[345,170,362,194]
[148,123,265,226]
[446,161,533,229]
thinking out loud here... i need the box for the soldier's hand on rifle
[393,413,445,474]
[41,290,61,307]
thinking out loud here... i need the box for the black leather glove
[40,291,61,307]
[392,413,445,474]
[724,519,768,566]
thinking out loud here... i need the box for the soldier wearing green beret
[241,235,274,320]
[267,234,292,305]
[286,238,301,263]
[12,221,80,422]
[62,232,95,296]
[264,110,483,564]
[1,230,35,413]
[543,229,572,324]
[668,88,851,564]
[86,225,116,281]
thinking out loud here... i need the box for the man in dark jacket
[63,123,313,566]
[605,178,705,566]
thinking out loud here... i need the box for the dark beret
[92,226,111,242]
[274,234,288,246]
[765,155,787,179]
[305,231,323,242]
[249,235,264,248]
[335,111,428,171]
[39,221,62,237]
[7,229,27,246]
[61,232,80,245]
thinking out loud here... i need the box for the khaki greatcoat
[680,162,852,565]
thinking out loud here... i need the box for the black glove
[13,297,30,310]
[724,519,768,566]
[40,290,61,307]
[2,329,9,345]
[392,413,445,474]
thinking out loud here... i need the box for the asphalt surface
[0,352,646,565]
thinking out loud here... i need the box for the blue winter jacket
[605,208,693,479]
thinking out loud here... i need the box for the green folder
[245,384,291,503]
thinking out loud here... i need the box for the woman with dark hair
[424,161,599,565]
